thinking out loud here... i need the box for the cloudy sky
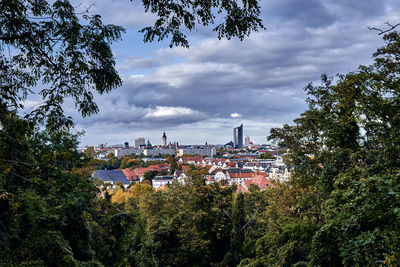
[66,0,399,146]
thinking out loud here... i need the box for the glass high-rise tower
[162,132,167,147]
[233,124,243,148]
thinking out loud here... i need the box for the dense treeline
[88,152,166,170]
[1,1,400,266]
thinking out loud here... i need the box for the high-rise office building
[162,132,167,147]
[134,138,145,148]
[124,141,129,149]
[233,124,243,148]
[244,135,250,147]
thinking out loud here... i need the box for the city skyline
[99,124,260,147]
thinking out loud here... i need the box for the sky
[51,0,400,146]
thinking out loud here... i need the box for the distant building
[132,163,170,181]
[146,140,152,148]
[114,148,143,157]
[135,138,145,148]
[225,141,234,147]
[152,175,175,189]
[178,148,216,157]
[124,141,129,149]
[162,132,167,147]
[178,156,204,165]
[233,124,243,148]
[143,148,175,156]
[244,135,250,147]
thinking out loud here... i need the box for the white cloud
[144,106,206,119]
[230,113,242,118]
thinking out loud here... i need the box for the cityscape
[87,123,290,191]
[2,1,399,266]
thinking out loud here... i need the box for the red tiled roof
[132,167,151,177]
[203,165,213,170]
[244,175,271,190]
[147,163,170,171]
[256,172,269,177]
[120,168,138,180]
[229,172,254,179]
[132,164,170,177]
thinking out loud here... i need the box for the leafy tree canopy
[139,0,265,48]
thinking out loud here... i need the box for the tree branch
[368,22,400,35]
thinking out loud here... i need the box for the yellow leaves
[129,183,153,199]
[111,183,154,204]
[383,252,399,267]
[111,188,126,204]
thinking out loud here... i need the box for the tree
[165,155,178,174]
[0,128,102,265]
[224,193,246,266]
[0,0,124,130]
[259,151,275,159]
[120,156,137,169]
[139,0,265,48]
[267,28,400,266]
[310,29,400,266]
[136,173,234,266]
[143,170,157,182]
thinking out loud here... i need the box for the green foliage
[135,174,236,266]
[139,0,265,48]
[259,151,275,159]
[244,181,321,267]
[225,193,246,266]
[89,197,139,266]
[143,170,158,182]
[88,154,166,170]
[165,155,178,174]
[312,170,400,266]
[0,0,124,130]
[0,122,98,265]
[3,0,399,266]
[266,29,400,266]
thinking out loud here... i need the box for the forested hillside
[1,1,399,266]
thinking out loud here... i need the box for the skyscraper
[233,124,243,148]
[162,132,167,147]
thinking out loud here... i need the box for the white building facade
[178,148,216,157]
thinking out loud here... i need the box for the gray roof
[93,170,131,185]
[153,175,175,181]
